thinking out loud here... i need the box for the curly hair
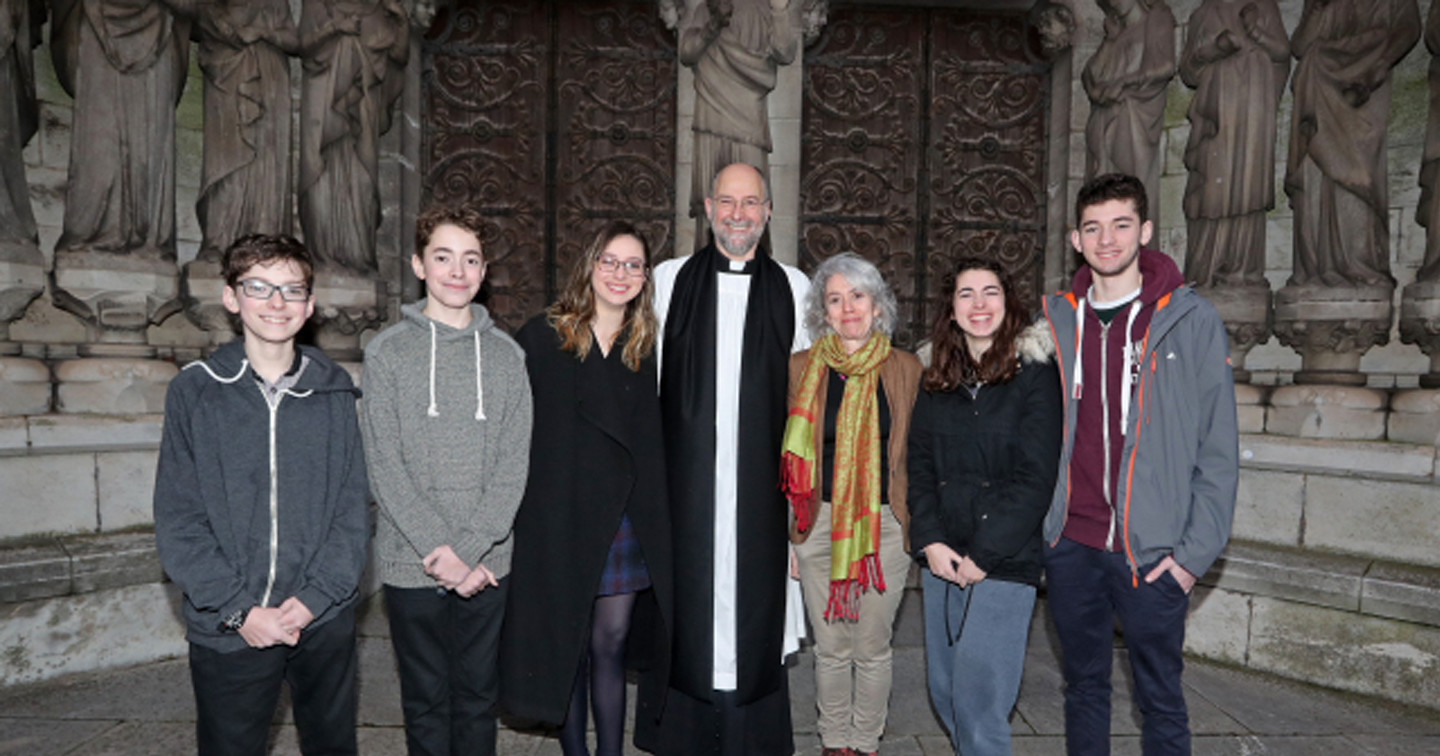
[922,256,1030,392]
[415,202,487,256]
[801,252,898,341]
[547,221,658,372]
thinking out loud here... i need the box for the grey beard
[713,223,762,258]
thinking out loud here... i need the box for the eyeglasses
[713,196,765,213]
[237,279,311,302]
[596,256,647,278]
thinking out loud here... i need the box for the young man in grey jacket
[1041,173,1239,755]
[155,235,370,756]
[359,204,533,756]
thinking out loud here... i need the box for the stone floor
[2,591,1438,755]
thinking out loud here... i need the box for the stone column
[1197,285,1271,383]
[0,240,48,416]
[1272,284,1392,386]
[311,270,386,363]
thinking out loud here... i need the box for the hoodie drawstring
[186,358,249,383]
[426,321,486,421]
[1071,299,1086,401]
[1119,300,1142,431]
[427,322,440,418]
[473,331,485,421]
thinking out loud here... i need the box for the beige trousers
[795,501,913,752]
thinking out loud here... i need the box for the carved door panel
[802,7,1050,347]
[422,1,675,333]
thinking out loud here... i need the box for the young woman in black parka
[907,256,1063,756]
[501,221,673,756]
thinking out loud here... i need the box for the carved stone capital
[1398,280,1440,387]
[179,259,237,347]
[1031,0,1076,58]
[54,357,178,414]
[1194,283,1271,381]
[50,251,181,354]
[311,270,386,362]
[0,239,46,351]
[1273,283,1392,386]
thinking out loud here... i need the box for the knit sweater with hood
[360,300,533,589]
[1042,248,1238,581]
[154,340,370,653]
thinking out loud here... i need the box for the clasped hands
[239,596,314,649]
[424,545,498,598]
[922,543,987,588]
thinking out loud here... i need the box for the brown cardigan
[786,347,924,552]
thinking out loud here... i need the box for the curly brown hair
[415,203,486,257]
[546,221,658,372]
[922,256,1030,392]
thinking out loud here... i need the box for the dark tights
[559,591,636,756]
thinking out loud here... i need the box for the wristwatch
[220,607,250,632]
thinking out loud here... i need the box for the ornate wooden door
[802,7,1050,347]
[422,1,676,332]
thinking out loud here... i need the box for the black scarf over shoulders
[659,242,797,705]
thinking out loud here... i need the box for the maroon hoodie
[1061,248,1185,552]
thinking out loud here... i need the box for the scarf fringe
[780,451,815,533]
[822,553,887,622]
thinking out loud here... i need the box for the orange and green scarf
[780,331,891,621]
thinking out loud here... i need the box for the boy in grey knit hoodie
[360,205,533,756]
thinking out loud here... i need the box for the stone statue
[1415,0,1440,283]
[0,0,40,259]
[678,0,802,224]
[1179,0,1289,288]
[50,0,190,261]
[298,0,408,275]
[1082,0,1175,226]
[1284,0,1419,288]
[169,0,299,261]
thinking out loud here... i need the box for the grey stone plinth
[0,357,52,415]
[64,532,164,594]
[1274,283,1392,386]
[1185,585,1251,664]
[312,270,385,362]
[1237,431,1435,479]
[1233,468,1303,546]
[1399,280,1440,388]
[27,412,164,452]
[0,454,98,538]
[1235,383,1266,434]
[50,251,181,351]
[1196,284,1271,380]
[1389,389,1440,446]
[0,582,186,686]
[0,542,71,603]
[54,358,177,414]
[1363,561,1440,628]
[1207,541,1368,612]
[178,258,236,346]
[1265,385,1388,440]
[1306,476,1440,568]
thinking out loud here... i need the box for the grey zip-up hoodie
[1042,256,1239,583]
[154,340,370,652]
[360,300,533,588]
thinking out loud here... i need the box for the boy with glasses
[154,234,370,756]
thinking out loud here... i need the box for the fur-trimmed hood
[914,318,1055,368]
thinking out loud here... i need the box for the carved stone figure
[298,0,408,275]
[1284,0,1419,289]
[171,0,299,261]
[1082,0,1175,225]
[50,0,190,261]
[0,0,40,260]
[1415,0,1440,283]
[678,0,802,225]
[1180,0,1289,288]
[0,0,45,348]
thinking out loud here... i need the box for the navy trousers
[1044,537,1191,756]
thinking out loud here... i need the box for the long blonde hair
[547,221,658,371]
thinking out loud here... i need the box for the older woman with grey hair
[780,252,923,756]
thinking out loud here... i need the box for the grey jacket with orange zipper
[1041,248,1238,583]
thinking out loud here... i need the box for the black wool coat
[907,336,1064,586]
[500,316,673,727]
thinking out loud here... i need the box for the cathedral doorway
[801,5,1052,347]
[420,0,677,332]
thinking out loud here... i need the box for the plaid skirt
[597,514,650,596]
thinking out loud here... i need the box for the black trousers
[189,605,358,756]
[385,581,507,756]
[642,680,794,756]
